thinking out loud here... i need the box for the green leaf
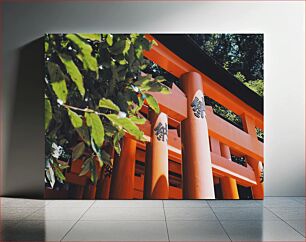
[76,126,91,146]
[145,93,160,113]
[147,82,171,94]
[68,109,83,128]
[113,129,125,155]
[72,142,85,160]
[45,98,52,130]
[130,116,146,124]
[85,113,104,147]
[99,98,120,112]
[106,34,113,46]
[66,34,98,75]
[47,62,69,103]
[54,164,66,182]
[109,40,130,55]
[105,114,144,140]
[90,159,97,184]
[47,62,66,83]
[51,80,68,103]
[155,76,166,83]
[58,53,85,97]
[134,74,152,87]
[123,39,131,55]
[119,59,128,65]
[45,41,49,53]
[79,157,91,176]
[78,34,101,42]
[90,138,104,167]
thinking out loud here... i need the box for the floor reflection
[0,197,304,241]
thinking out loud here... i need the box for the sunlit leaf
[130,116,146,124]
[99,98,120,112]
[66,34,98,75]
[106,34,113,46]
[85,113,104,147]
[78,34,101,42]
[68,109,83,128]
[105,114,144,140]
[51,80,68,103]
[58,53,85,97]
[145,93,160,113]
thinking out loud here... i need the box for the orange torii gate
[108,34,264,200]
[46,34,264,200]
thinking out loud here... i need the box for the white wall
[1,1,304,197]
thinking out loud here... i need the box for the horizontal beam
[138,106,263,161]
[144,35,263,130]
[206,107,263,161]
[211,152,257,187]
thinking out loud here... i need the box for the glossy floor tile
[81,207,165,221]
[0,196,304,241]
[267,206,305,220]
[165,207,218,221]
[220,220,305,241]
[285,219,305,236]
[163,200,209,208]
[25,207,89,220]
[1,220,75,241]
[62,220,169,241]
[167,220,230,241]
[212,207,279,221]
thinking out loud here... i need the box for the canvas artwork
[44,34,264,200]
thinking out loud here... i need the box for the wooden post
[180,72,215,199]
[241,113,264,199]
[220,143,239,199]
[144,111,169,199]
[109,136,136,199]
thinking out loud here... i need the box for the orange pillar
[220,143,239,199]
[109,136,136,199]
[248,157,264,199]
[144,111,169,199]
[180,72,215,199]
[241,113,264,199]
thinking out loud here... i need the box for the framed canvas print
[44,34,263,200]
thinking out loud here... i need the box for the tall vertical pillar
[220,143,239,199]
[180,72,215,199]
[109,136,136,199]
[241,113,264,199]
[144,111,169,199]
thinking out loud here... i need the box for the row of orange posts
[61,35,264,200]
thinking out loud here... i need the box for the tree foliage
[190,34,264,97]
[44,34,170,188]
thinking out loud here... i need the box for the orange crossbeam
[144,35,263,130]
[136,125,258,187]
[140,85,263,161]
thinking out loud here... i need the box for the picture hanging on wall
[44,34,264,200]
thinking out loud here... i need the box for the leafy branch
[45,34,170,188]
